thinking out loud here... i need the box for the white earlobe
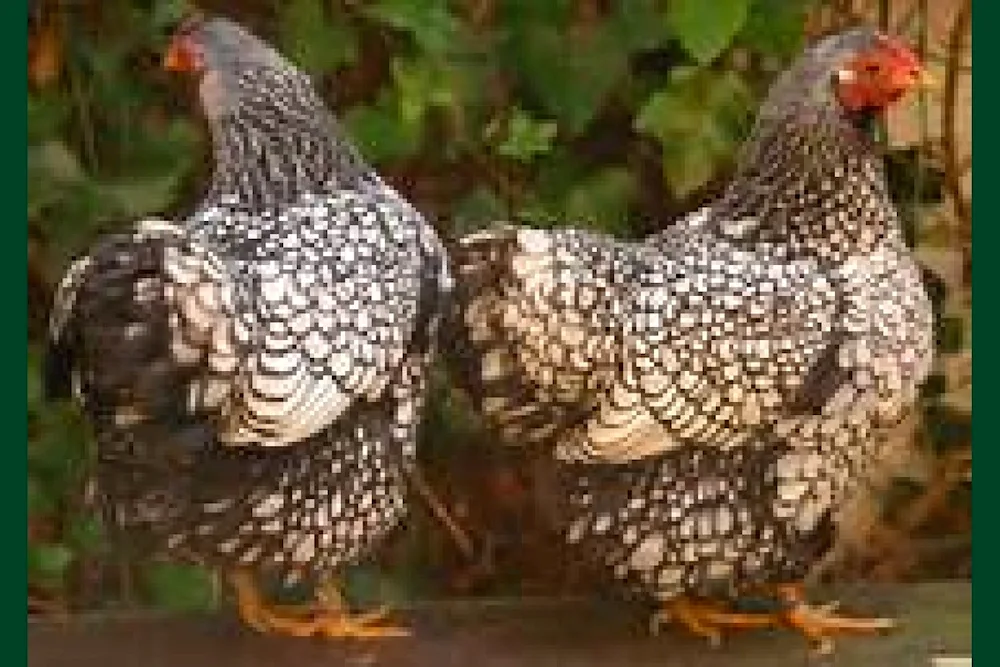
[836,68,856,83]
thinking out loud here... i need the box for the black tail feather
[44,332,78,402]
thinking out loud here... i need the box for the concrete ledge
[29,581,970,667]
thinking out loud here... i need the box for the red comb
[874,33,922,68]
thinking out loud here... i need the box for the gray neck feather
[202,67,381,211]
[706,93,900,265]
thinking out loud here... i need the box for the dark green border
[971,0,983,664]
[15,0,28,663]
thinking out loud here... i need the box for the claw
[651,596,777,647]
[775,584,896,654]
[229,570,409,640]
[817,600,841,615]
[652,585,895,654]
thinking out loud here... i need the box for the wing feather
[49,190,442,450]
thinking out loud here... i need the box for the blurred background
[27,0,970,616]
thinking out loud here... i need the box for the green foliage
[562,167,637,235]
[391,57,462,128]
[668,0,750,65]
[450,187,509,234]
[741,0,815,59]
[28,346,103,596]
[344,92,425,162]
[140,563,218,612]
[29,543,75,592]
[635,68,753,196]
[505,22,629,135]
[487,108,558,163]
[361,0,461,56]
[341,561,414,607]
[279,0,358,74]
[28,2,206,606]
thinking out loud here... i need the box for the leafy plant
[487,108,558,163]
[668,0,750,65]
[279,0,358,74]
[635,67,754,196]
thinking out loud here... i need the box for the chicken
[45,14,451,638]
[448,28,934,653]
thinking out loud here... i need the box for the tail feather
[43,220,427,579]
[44,254,93,402]
[43,328,78,402]
[444,225,600,448]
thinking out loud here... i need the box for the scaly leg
[229,570,409,639]
[774,583,895,655]
[650,595,778,646]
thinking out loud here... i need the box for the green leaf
[114,118,199,179]
[150,0,191,32]
[606,0,673,54]
[451,187,509,235]
[28,476,56,517]
[507,24,628,134]
[29,403,92,487]
[28,543,74,590]
[636,88,692,144]
[97,172,185,219]
[563,168,637,236]
[28,141,86,187]
[740,0,812,58]
[499,0,573,26]
[28,139,92,224]
[392,57,458,127]
[661,141,719,199]
[362,0,461,55]
[513,199,563,229]
[65,515,105,554]
[29,182,115,260]
[141,562,217,612]
[28,93,70,145]
[343,96,423,163]
[668,0,750,64]
[635,69,752,196]
[490,109,558,163]
[378,55,485,154]
[279,0,358,74]
[340,562,404,606]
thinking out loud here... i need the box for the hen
[45,15,450,638]
[449,28,934,653]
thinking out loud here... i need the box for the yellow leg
[650,596,778,646]
[774,583,895,656]
[229,570,409,639]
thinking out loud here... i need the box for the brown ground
[29,581,970,667]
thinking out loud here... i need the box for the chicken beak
[163,43,184,72]
[163,36,200,73]
[912,66,938,91]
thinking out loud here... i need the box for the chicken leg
[773,582,895,655]
[649,595,778,646]
[229,570,409,639]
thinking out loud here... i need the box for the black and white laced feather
[448,28,933,600]
[45,17,451,582]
